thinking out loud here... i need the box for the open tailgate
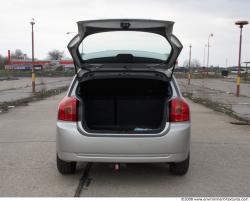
[68,19,183,76]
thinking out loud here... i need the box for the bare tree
[47,50,65,60]
[11,49,26,60]
[192,59,201,68]
[183,59,201,68]
[0,54,8,69]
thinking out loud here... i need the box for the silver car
[56,19,190,175]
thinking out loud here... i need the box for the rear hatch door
[68,19,183,77]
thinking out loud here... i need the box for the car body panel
[57,121,190,163]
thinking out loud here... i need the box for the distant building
[5,60,74,70]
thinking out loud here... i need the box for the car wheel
[57,154,76,174]
[169,154,189,175]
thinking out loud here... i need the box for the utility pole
[30,18,36,93]
[207,33,213,70]
[8,50,11,65]
[235,20,248,97]
[188,44,192,85]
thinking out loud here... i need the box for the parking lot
[0,93,249,197]
[1,0,250,198]
[179,78,250,97]
[178,78,250,122]
[0,77,72,103]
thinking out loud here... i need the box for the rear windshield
[79,31,172,63]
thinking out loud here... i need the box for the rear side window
[78,31,171,62]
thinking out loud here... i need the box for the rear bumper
[58,152,188,163]
[56,121,190,163]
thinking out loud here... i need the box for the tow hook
[114,163,120,171]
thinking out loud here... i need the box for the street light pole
[207,33,213,69]
[235,20,248,97]
[188,44,192,85]
[30,18,36,93]
[203,44,207,67]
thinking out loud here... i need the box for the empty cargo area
[77,77,171,133]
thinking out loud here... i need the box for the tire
[169,154,189,175]
[57,154,76,174]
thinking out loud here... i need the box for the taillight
[58,96,78,122]
[170,97,190,122]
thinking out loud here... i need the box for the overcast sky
[0,0,249,67]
